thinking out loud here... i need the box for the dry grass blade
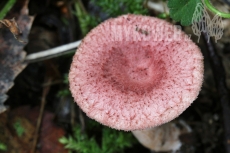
[0,18,26,43]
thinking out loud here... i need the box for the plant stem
[204,0,230,18]
[0,0,16,20]
[76,0,87,14]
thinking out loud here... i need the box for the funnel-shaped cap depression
[69,14,203,131]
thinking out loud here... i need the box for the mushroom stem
[131,121,191,152]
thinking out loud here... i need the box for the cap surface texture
[69,14,203,131]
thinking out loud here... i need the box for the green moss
[59,121,135,153]
[74,0,148,36]
[74,1,99,36]
[92,0,148,17]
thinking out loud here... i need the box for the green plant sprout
[13,120,25,137]
[0,142,7,151]
[57,89,70,97]
[59,122,135,153]
[204,0,230,18]
[57,74,71,97]
[0,0,16,20]
[74,0,99,36]
[63,73,69,84]
[157,13,168,19]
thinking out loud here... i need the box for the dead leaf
[0,0,34,114]
[39,108,68,153]
[0,106,68,153]
[0,18,26,43]
[0,111,34,153]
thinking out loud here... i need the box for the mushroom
[69,14,203,132]
[131,120,192,152]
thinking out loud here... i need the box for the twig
[71,102,75,129]
[202,33,230,153]
[42,80,63,87]
[30,78,52,153]
[24,40,81,63]
[79,109,85,133]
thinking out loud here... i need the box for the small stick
[202,32,230,153]
[70,102,75,129]
[25,40,81,63]
[79,109,85,133]
[30,78,52,153]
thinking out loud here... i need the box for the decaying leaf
[0,18,26,43]
[0,111,34,153]
[0,0,34,114]
[0,106,67,153]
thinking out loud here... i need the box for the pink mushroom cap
[69,14,203,131]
